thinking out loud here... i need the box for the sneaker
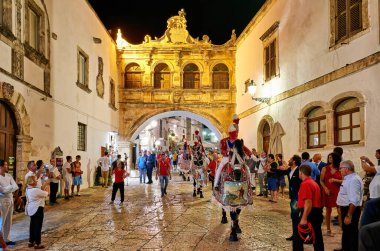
[109,201,114,205]
[76,193,81,196]
[6,241,15,246]
[285,236,293,241]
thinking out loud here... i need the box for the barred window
[264,39,277,81]
[334,97,360,145]
[212,63,229,89]
[125,63,142,88]
[183,63,200,89]
[77,123,87,151]
[335,0,362,43]
[307,107,327,149]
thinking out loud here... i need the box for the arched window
[124,63,142,88]
[154,63,170,89]
[335,97,360,145]
[183,63,200,89]
[307,107,326,149]
[212,63,229,89]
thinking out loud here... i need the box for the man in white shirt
[360,150,380,199]
[62,156,73,199]
[97,152,111,188]
[0,160,19,246]
[25,161,42,188]
[257,152,267,197]
[48,159,61,205]
[335,160,363,251]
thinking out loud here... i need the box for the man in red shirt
[156,152,172,197]
[294,164,324,251]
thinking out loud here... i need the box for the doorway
[262,122,270,154]
[0,101,17,178]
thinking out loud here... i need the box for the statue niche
[96,57,105,98]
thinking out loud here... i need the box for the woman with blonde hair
[25,175,49,249]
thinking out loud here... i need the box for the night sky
[88,0,266,45]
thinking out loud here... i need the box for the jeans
[139,168,146,183]
[258,173,266,195]
[159,175,169,196]
[111,182,125,202]
[147,166,153,183]
[49,182,59,203]
[29,207,44,245]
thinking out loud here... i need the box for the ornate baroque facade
[116,9,237,146]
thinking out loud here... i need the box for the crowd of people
[0,139,379,249]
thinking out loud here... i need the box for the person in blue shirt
[301,152,320,181]
[137,151,148,184]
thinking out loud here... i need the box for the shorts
[64,179,72,189]
[73,176,82,186]
[267,177,278,191]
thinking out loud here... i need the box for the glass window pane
[307,107,324,119]
[29,9,38,50]
[320,119,326,131]
[309,135,319,147]
[352,112,360,126]
[336,98,358,112]
[338,129,350,143]
[320,133,326,145]
[308,121,318,133]
[352,127,360,141]
[338,114,350,128]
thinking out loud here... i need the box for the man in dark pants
[359,197,380,250]
[48,159,61,205]
[294,164,324,251]
[146,152,156,184]
[334,160,363,251]
[278,155,302,244]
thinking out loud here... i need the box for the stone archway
[0,82,33,183]
[257,115,274,153]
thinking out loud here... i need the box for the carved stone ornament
[96,57,105,98]
[1,82,14,100]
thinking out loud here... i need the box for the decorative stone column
[298,116,307,151]
[16,135,33,184]
[325,109,335,149]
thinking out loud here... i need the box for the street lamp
[248,80,271,104]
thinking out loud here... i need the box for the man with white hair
[334,160,363,251]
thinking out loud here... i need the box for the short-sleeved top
[71,161,82,177]
[298,177,322,209]
[114,168,126,183]
[208,160,218,176]
[159,158,170,176]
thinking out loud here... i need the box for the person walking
[110,161,128,205]
[62,156,73,199]
[71,155,82,196]
[320,152,343,236]
[25,175,49,249]
[294,164,324,251]
[146,152,156,184]
[334,160,363,251]
[257,152,267,197]
[156,152,172,197]
[266,154,278,203]
[0,160,18,247]
[137,151,148,184]
[97,152,111,188]
[48,159,61,205]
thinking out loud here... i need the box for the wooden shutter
[349,0,362,34]
[264,46,270,81]
[270,40,276,77]
[336,0,347,41]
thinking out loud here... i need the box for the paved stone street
[10,174,341,251]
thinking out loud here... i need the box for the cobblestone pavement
[10,174,341,250]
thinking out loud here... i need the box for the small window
[212,63,229,89]
[28,8,39,50]
[77,48,89,88]
[307,107,327,149]
[183,63,200,89]
[335,97,360,145]
[77,123,87,151]
[335,0,362,43]
[125,63,142,88]
[154,63,170,89]
[264,39,277,81]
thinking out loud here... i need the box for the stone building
[116,9,237,167]
[235,0,380,165]
[0,0,119,187]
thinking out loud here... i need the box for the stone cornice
[239,51,380,119]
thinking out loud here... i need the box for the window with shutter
[125,63,142,88]
[264,39,277,81]
[335,0,362,43]
[183,63,200,89]
[212,64,229,89]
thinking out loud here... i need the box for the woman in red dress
[320,152,343,236]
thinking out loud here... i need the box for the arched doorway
[262,122,270,154]
[0,101,18,178]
